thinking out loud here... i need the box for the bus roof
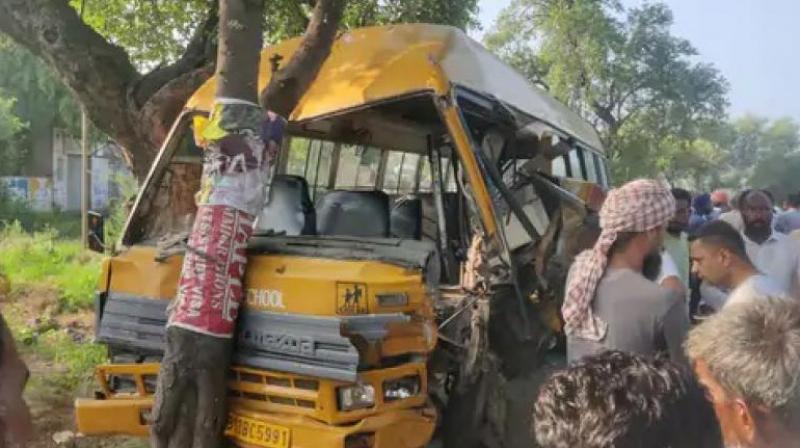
[186,23,604,153]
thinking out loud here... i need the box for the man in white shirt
[657,250,687,299]
[691,220,786,307]
[663,189,691,290]
[739,189,800,297]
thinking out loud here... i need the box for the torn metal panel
[341,314,410,342]
[501,184,551,251]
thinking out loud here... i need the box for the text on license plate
[225,414,291,448]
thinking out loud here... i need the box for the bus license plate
[225,414,291,448]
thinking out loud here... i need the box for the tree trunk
[151,0,345,445]
[216,0,264,102]
[151,1,266,445]
[260,0,345,117]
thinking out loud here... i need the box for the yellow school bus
[75,23,608,448]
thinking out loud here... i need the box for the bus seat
[316,190,390,237]
[255,175,316,236]
[390,195,422,239]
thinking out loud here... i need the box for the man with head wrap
[688,193,717,235]
[563,179,690,364]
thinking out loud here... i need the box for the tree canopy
[73,0,479,69]
[0,0,479,179]
[0,37,83,175]
[486,0,730,186]
[729,116,800,199]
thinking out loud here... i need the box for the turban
[561,179,675,341]
[693,193,712,214]
[711,189,730,206]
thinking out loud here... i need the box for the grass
[0,209,82,239]
[0,219,106,391]
[0,221,102,311]
[3,297,107,391]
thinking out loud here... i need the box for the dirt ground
[2,284,147,448]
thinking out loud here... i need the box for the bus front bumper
[74,397,437,448]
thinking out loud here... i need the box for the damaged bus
[75,23,608,448]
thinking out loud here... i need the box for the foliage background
[485,0,800,197]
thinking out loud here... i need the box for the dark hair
[692,220,750,262]
[671,188,692,204]
[740,188,774,207]
[533,351,722,448]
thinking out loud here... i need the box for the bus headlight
[337,384,375,411]
[383,375,421,402]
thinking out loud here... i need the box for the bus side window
[335,144,360,189]
[286,137,312,177]
[418,158,433,193]
[284,137,335,199]
[336,145,381,189]
[583,149,599,183]
[599,156,611,187]
[356,147,381,188]
[444,158,457,192]
[383,152,405,194]
[568,148,583,180]
[592,153,607,187]
[552,154,568,177]
[398,153,421,193]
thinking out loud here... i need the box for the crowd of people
[539,179,800,448]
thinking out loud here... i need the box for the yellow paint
[101,247,435,358]
[93,363,160,398]
[106,246,183,300]
[95,257,111,292]
[241,255,429,317]
[229,362,428,425]
[183,23,604,154]
[187,25,452,121]
[76,362,434,443]
[74,397,152,437]
[442,104,498,236]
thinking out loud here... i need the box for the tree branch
[0,0,225,180]
[133,2,220,106]
[260,0,346,117]
[0,0,139,139]
[138,62,215,151]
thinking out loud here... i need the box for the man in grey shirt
[563,179,690,365]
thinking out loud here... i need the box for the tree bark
[216,0,264,102]
[260,0,346,117]
[152,0,347,445]
[0,0,218,181]
[151,2,267,445]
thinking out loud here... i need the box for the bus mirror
[87,211,105,253]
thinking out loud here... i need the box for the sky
[476,0,800,121]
